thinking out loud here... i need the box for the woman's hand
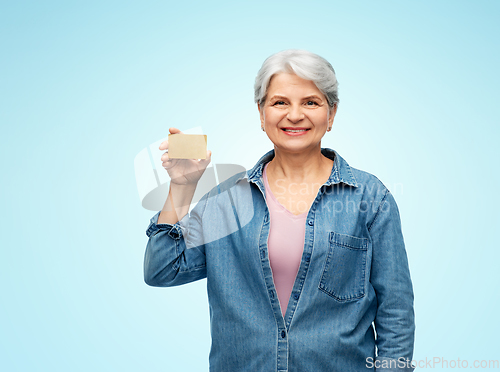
[159,127,212,186]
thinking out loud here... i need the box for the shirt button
[293,293,299,300]
[308,220,314,226]
[305,253,311,261]
[281,330,286,338]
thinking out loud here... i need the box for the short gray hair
[254,49,339,109]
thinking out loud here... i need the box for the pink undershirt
[263,162,307,317]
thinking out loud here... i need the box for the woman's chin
[274,142,321,154]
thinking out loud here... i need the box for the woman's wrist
[158,183,198,224]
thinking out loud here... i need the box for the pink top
[263,162,308,317]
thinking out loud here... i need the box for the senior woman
[144,49,415,372]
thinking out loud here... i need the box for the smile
[281,128,310,136]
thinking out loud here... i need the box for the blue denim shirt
[144,148,415,372]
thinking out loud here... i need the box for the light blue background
[1,1,499,371]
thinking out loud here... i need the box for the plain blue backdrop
[1,1,499,370]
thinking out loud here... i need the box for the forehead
[267,72,324,97]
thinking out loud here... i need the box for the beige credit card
[168,133,207,159]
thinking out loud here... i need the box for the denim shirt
[144,148,415,372]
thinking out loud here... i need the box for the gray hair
[254,49,339,109]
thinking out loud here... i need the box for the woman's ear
[258,103,264,125]
[328,105,338,126]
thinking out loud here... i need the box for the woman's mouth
[281,128,310,135]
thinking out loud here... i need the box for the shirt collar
[238,148,358,188]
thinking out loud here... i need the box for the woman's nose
[287,104,304,122]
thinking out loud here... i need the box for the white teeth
[283,129,307,132]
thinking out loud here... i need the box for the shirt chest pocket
[318,232,368,302]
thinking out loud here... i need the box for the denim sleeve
[369,190,415,372]
[143,193,209,287]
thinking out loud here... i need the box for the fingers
[198,150,212,167]
[159,140,169,150]
[160,150,169,166]
[160,149,210,163]
[161,154,176,169]
[169,127,182,134]
[161,150,170,162]
[158,129,210,171]
[159,128,183,150]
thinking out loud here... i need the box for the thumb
[169,127,183,134]
[199,150,212,167]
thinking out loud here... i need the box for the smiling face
[258,72,337,155]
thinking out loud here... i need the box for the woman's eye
[273,101,285,106]
[306,101,318,106]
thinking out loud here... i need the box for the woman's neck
[267,145,333,182]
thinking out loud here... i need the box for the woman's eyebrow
[302,95,323,101]
[269,95,323,101]
[269,95,288,101]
